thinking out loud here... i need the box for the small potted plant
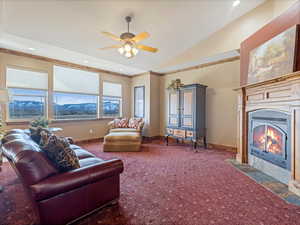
[167,79,184,91]
[30,117,50,128]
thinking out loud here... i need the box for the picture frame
[247,25,300,84]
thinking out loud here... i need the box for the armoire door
[168,91,179,127]
[180,88,194,128]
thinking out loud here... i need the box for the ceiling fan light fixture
[124,42,132,52]
[132,47,138,56]
[125,51,132,58]
[118,47,125,55]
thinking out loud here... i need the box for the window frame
[134,85,145,118]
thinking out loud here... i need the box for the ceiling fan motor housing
[120,32,135,40]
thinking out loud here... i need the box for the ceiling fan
[100,16,158,58]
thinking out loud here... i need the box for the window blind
[103,82,122,97]
[53,65,99,95]
[6,67,48,90]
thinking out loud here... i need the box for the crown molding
[161,56,240,75]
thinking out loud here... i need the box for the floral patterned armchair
[107,118,144,133]
[104,118,145,152]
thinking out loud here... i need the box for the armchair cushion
[104,132,141,142]
[110,128,139,133]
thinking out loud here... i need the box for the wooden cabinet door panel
[180,89,194,128]
[168,92,179,127]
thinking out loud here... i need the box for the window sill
[6,118,115,126]
[51,118,114,124]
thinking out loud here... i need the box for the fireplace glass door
[253,124,285,156]
[249,109,291,170]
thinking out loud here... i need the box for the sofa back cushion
[2,130,58,185]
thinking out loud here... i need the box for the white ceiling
[0,0,265,75]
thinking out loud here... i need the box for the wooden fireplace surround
[236,71,300,195]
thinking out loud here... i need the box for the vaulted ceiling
[0,0,265,75]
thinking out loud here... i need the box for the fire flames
[253,125,283,155]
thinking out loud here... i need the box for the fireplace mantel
[236,71,300,196]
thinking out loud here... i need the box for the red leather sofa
[1,129,124,225]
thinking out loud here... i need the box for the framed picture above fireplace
[247,25,299,84]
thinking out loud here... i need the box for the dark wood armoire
[165,84,207,149]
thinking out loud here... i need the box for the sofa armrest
[30,158,123,201]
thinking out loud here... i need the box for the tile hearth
[228,159,300,206]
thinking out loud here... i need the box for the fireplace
[248,110,291,170]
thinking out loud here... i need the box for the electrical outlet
[89,129,93,134]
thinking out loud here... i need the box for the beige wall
[160,60,240,147]
[0,52,131,141]
[159,0,298,69]
[149,73,161,137]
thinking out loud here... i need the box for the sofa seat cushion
[110,128,139,133]
[79,157,104,168]
[104,132,141,143]
[74,148,96,160]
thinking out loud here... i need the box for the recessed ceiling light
[233,0,240,7]
[84,60,89,63]
[28,47,35,51]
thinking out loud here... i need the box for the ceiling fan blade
[101,31,121,41]
[132,32,150,43]
[137,44,158,53]
[99,45,122,50]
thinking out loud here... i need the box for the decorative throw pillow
[29,126,51,145]
[118,118,129,128]
[41,133,80,172]
[113,118,121,128]
[128,118,143,129]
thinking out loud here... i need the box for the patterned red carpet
[1,140,300,225]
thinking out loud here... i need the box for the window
[134,86,145,118]
[53,92,98,120]
[102,82,122,117]
[6,67,48,120]
[9,89,46,120]
[53,65,99,120]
